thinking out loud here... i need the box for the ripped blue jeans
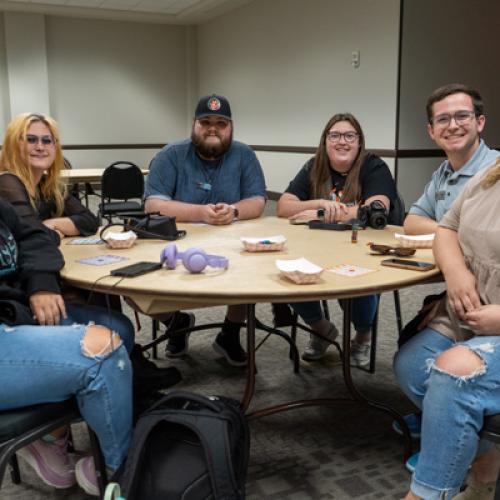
[394,327,500,499]
[0,322,132,470]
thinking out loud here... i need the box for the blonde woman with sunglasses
[0,113,98,243]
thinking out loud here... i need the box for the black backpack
[117,390,250,500]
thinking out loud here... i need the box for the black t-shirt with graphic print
[284,153,399,223]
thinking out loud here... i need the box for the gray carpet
[2,200,442,499]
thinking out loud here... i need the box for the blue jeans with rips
[394,327,500,499]
[291,295,379,332]
[0,305,134,470]
[64,303,135,354]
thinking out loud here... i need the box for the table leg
[340,299,413,460]
[245,298,413,461]
[241,304,257,410]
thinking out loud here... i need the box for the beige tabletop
[61,216,439,315]
[60,168,148,184]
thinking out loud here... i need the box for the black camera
[357,200,388,229]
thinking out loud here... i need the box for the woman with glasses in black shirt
[278,113,398,366]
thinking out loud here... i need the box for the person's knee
[82,325,122,357]
[435,346,485,377]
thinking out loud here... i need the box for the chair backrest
[389,191,406,226]
[63,157,73,170]
[101,161,144,201]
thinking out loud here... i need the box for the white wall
[197,0,401,192]
[3,12,51,118]
[0,13,189,169]
[397,0,500,206]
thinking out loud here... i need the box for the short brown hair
[426,83,484,123]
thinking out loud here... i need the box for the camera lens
[370,213,387,229]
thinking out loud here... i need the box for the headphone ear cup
[182,247,208,273]
[161,243,178,269]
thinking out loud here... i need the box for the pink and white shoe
[75,456,99,496]
[16,436,76,489]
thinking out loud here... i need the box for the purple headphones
[160,243,229,274]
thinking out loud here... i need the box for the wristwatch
[230,205,239,219]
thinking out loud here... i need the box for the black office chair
[0,400,107,495]
[99,161,144,222]
[480,414,500,499]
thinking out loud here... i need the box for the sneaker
[454,476,496,500]
[392,412,422,440]
[75,456,100,496]
[213,332,247,366]
[405,452,419,473]
[165,312,195,357]
[301,324,339,361]
[16,435,76,489]
[350,341,370,367]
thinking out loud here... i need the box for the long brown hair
[310,113,366,203]
[0,112,66,215]
[481,158,500,189]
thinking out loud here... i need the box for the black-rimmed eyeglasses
[431,110,477,128]
[24,134,56,146]
[326,131,359,143]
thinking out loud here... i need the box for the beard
[191,129,233,160]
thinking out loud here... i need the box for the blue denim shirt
[145,139,266,205]
[409,140,500,222]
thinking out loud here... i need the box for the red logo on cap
[207,97,221,111]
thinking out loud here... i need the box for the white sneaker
[350,341,370,367]
[302,324,339,361]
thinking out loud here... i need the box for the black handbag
[100,213,186,242]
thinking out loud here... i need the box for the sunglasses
[25,134,56,146]
[367,242,416,257]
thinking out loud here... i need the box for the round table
[61,216,439,459]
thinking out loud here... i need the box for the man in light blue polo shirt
[396,83,500,477]
[404,83,499,234]
[144,94,266,367]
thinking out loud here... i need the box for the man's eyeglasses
[431,110,477,128]
[24,134,56,146]
[367,243,416,257]
[326,131,359,143]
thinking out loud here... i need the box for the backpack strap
[119,414,168,498]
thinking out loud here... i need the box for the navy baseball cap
[194,94,232,120]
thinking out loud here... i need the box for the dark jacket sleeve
[63,194,99,236]
[0,173,61,245]
[0,199,63,297]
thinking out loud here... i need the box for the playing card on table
[328,264,376,277]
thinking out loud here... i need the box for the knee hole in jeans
[81,325,122,358]
[435,345,485,377]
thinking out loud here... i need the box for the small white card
[328,263,376,277]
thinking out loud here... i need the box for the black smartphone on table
[111,261,162,277]
[381,258,436,272]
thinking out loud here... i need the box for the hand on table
[29,292,67,326]
[43,220,65,240]
[289,201,349,224]
[201,203,234,225]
